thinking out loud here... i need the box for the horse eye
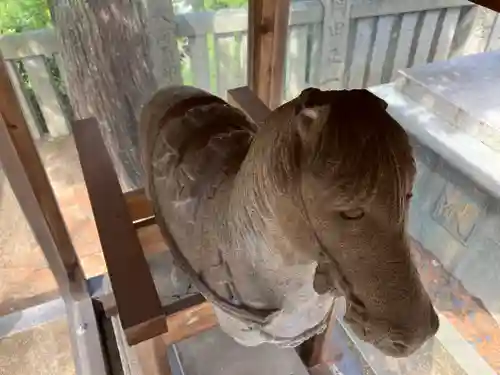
[340,209,365,220]
[406,193,413,200]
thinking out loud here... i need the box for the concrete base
[174,327,309,375]
[0,318,75,375]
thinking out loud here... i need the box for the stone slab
[175,327,309,375]
[396,51,500,151]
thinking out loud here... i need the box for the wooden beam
[72,118,166,346]
[227,86,272,127]
[162,300,217,346]
[135,337,172,375]
[124,188,154,222]
[248,0,291,109]
[101,293,217,346]
[0,56,87,301]
[470,0,500,12]
[298,321,331,368]
[0,52,108,375]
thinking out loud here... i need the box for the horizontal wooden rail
[124,188,155,221]
[72,117,166,345]
[227,86,272,127]
[101,291,217,346]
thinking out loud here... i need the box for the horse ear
[296,107,320,141]
[294,87,331,142]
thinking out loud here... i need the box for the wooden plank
[285,25,308,100]
[175,0,322,37]
[214,33,238,98]
[162,301,217,346]
[0,57,87,301]
[351,0,470,19]
[23,56,69,137]
[433,8,461,60]
[367,15,396,86]
[391,13,419,80]
[487,15,500,51]
[102,293,216,347]
[348,18,375,89]
[188,35,211,92]
[124,188,154,222]
[319,0,351,90]
[72,118,166,346]
[227,86,271,127]
[4,60,41,139]
[298,304,339,368]
[135,337,172,375]
[470,0,500,13]
[412,10,441,66]
[0,29,59,59]
[248,0,291,109]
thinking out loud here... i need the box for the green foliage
[0,0,246,35]
[203,0,247,11]
[0,0,51,34]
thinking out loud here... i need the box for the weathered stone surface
[397,51,500,151]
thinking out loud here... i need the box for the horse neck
[227,124,320,265]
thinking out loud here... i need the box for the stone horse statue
[139,86,439,357]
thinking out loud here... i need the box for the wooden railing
[1,0,499,139]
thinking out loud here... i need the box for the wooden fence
[1,0,500,139]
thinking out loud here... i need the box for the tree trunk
[50,0,182,189]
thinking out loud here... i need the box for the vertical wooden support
[0,54,107,375]
[72,118,166,345]
[470,0,500,13]
[227,86,271,127]
[248,0,291,109]
[135,337,172,375]
[0,55,86,300]
[4,60,41,139]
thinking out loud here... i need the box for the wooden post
[227,86,271,127]
[248,0,291,109]
[135,337,173,375]
[0,55,87,300]
[72,118,166,345]
[4,60,41,139]
[0,54,108,375]
[470,0,500,13]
